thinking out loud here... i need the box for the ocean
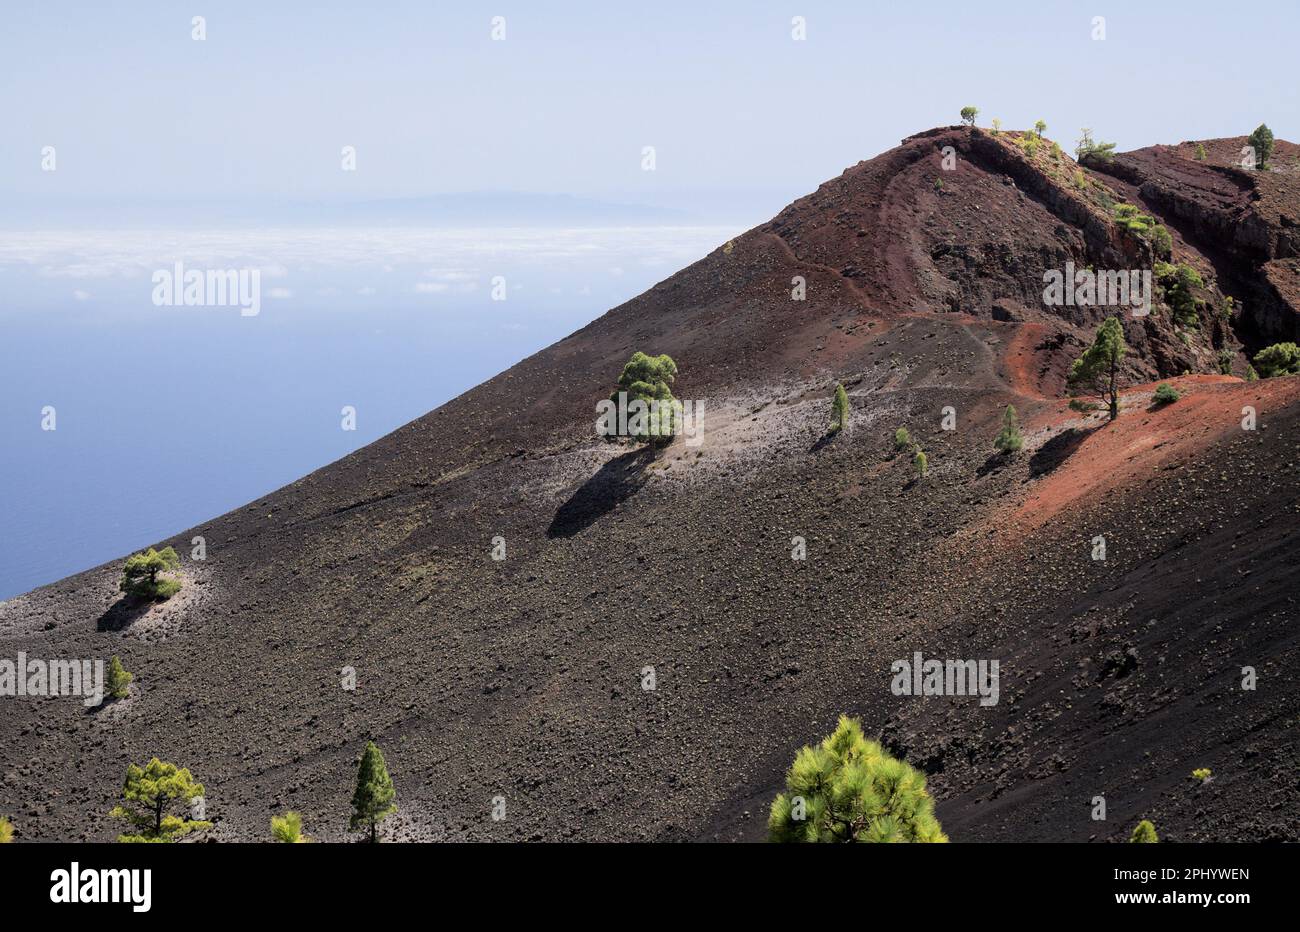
[0,225,737,599]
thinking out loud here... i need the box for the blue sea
[0,225,738,600]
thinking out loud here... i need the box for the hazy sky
[4,0,1296,216]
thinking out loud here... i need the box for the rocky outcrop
[1086,139,1300,346]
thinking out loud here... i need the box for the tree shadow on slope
[547,446,658,538]
[1028,426,1093,478]
[977,451,1012,478]
[808,430,840,454]
[96,596,154,632]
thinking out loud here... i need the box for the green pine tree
[994,404,1023,453]
[119,547,182,600]
[960,106,978,127]
[769,715,947,842]
[109,758,210,843]
[1129,819,1158,843]
[603,352,682,446]
[106,656,133,700]
[1253,342,1300,378]
[1068,316,1127,420]
[893,427,912,451]
[828,383,849,434]
[913,446,928,479]
[1247,123,1274,168]
[350,741,397,843]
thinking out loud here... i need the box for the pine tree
[1075,128,1117,163]
[1034,119,1047,138]
[119,547,181,600]
[1129,819,1158,843]
[960,106,978,127]
[350,741,397,843]
[893,427,912,451]
[1247,123,1274,168]
[109,758,210,842]
[769,715,947,842]
[994,404,1023,453]
[1253,342,1300,378]
[913,446,928,478]
[828,383,849,434]
[271,811,309,843]
[602,352,681,446]
[1068,316,1127,420]
[106,656,133,700]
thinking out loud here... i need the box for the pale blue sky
[3,0,1296,218]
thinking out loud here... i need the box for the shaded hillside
[2,127,1298,843]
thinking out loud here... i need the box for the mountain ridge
[3,125,1298,843]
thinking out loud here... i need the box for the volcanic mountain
[3,125,1298,843]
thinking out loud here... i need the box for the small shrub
[271,811,309,843]
[993,404,1023,453]
[1150,224,1173,261]
[1217,349,1234,376]
[990,118,1002,135]
[893,427,912,451]
[913,447,928,478]
[106,656,133,700]
[1194,143,1207,161]
[1246,363,1259,382]
[0,816,13,843]
[1191,768,1212,784]
[1152,383,1180,405]
[1068,398,1098,414]
[1072,169,1087,190]
[1253,342,1300,378]
[1129,820,1158,843]
[1112,205,1172,258]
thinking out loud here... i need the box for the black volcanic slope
[2,126,1298,843]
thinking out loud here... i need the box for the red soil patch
[1002,322,1051,399]
[1011,375,1300,532]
